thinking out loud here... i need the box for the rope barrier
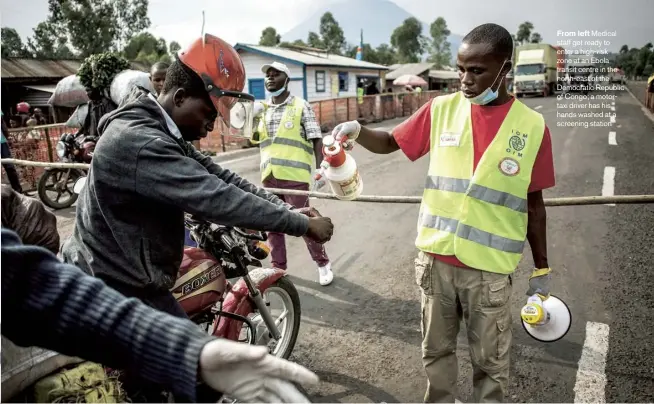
[3,158,654,206]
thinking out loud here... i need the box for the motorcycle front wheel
[242,276,302,359]
[37,169,81,210]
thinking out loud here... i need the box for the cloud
[147,0,328,48]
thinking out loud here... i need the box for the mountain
[281,0,463,63]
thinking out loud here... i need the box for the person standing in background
[1,112,23,193]
[252,61,334,286]
[149,62,170,96]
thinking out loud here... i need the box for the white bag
[109,70,155,106]
[65,103,89,128]
[48,75,89,107]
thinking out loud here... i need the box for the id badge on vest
[439,132,461,147]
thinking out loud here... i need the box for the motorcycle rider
[61,33,333,318]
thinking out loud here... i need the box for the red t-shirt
[392,97,555,269]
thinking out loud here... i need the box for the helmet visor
[209,89,256,139]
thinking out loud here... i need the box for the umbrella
[392,74,428,87]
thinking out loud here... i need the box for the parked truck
[513,43,559,97]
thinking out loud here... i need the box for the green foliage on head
[78,52,131,93]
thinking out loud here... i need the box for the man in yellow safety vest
[251,61,334,286]
[332,23,555,402]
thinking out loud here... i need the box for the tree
[307,32,323,49]
[1,28,29,58]
[391,17,425,63]
[169,41,181,55]
[375,44,398,65]
[319,12,345,54]
[123,32,172,66]
[426,17,451,69]
[47,0,150,57]
[619,44,629,54]
[516,21,534,44]
[259,27,280,47]
[280,39,307,48]
[26,21,75,58]
[530,32,542,43]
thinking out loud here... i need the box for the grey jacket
[62,87,308,293]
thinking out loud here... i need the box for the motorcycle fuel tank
[171,247,227,316]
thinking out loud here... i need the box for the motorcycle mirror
[73,176,87,194]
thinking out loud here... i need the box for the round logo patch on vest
[498,157,520,176]
[284,121,294,129]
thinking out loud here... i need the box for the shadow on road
[286,270,422,347]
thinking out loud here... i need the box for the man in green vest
[252,61,334,286]
[332,23,555,402]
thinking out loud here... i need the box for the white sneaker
[318,263,334,286]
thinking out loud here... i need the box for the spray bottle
[314,134,363,200]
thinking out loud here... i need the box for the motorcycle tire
[262,276,302,360]
[37,169,79,210]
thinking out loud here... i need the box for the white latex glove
[199,339,319,403]
[331,120,361,150]
[253,101,266,118]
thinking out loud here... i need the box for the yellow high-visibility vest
[415,92,545,274]
[256,97,314,184]
[357,87,364,104]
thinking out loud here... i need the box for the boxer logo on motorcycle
[61,33,333,399]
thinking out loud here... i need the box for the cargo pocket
[496,315,512,363]
[481,272,510,308]
[414,251,433,296]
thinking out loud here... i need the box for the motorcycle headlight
[56,141,66,158]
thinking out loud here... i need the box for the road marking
[608,131,617,145]
[610,106,615,111]
[602,166,616,206]
[574,321,610,403]
[609,115,616,124]
[534,105,543,110]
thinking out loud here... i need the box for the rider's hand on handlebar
[199,339,318,403]
[294,206,322,218]
[305,216,333,244]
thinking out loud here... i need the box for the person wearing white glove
[252,61,334,286]
[2,227,319,403]
[201,339,318,403]
[331,23,556,403]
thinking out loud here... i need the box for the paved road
[53,87,654,402]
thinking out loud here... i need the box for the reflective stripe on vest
[257,97,314,184]
[415,92,545,274]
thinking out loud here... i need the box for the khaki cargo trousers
[414,251,513,403]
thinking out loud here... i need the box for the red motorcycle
[37,133,95,210]
[175,214,301,358]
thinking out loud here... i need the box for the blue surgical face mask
[467,60,509,105]
[269,79,289,98]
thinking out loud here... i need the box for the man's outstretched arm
[1,228,214,402]
[187,143,290,208]
[136,138,308,236]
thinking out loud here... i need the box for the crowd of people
[2,21,561,404]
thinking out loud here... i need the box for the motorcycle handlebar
[184,215,267,242]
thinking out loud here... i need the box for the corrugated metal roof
[235,44,389,70]
[428,70,459,80]
[385,63,435,80]
[1,58,150,79]
[23,84,57,93]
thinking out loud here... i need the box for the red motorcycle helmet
[16,102,30,114]
[177,34,255,138]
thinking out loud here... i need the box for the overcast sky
[1,0,652,53]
